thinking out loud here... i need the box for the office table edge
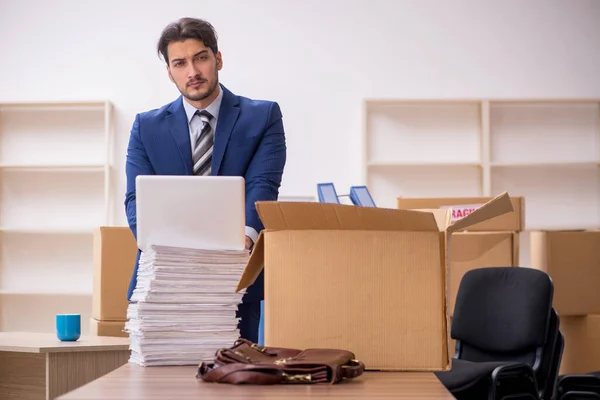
[57,364,455,399]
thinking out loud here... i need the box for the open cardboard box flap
[254,201,441,232]
[236,192,513,292]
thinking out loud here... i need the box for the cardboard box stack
[396,196,525,315]
[91,226,138,338]
[236,192,515,371]
[530,230,600,375]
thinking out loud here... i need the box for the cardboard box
[396,196,525,232]
[449,317,456,356]
[559,315,600,375]
[237,192,514,371]
[531,230,600,316]
[90,318,128,338]
[92,226,138,321]
[449,232,519,315]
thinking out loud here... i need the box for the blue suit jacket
[124,84,286,303]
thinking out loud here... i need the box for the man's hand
[245,235,254,250]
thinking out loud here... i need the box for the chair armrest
[561,391,600,400]
[558,374,600,395]
[489,363,539,400]
[556,374,600,392]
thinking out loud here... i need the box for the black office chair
[435,267,564,399]
[560,393,600,400]
[557,372,600,399]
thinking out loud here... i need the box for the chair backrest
[452,266,559,398]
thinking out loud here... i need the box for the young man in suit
[124,17,287,343]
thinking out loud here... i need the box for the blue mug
[56,314,81,341]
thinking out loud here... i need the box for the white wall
[1,0,599,226]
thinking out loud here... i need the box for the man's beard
[181,76,218,102]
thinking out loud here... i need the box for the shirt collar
[182,84,223,123]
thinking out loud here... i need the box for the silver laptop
[135,175,246,251]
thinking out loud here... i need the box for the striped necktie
[192,110,214,176]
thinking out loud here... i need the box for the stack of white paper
[124,245,248,366]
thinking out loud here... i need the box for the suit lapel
[166,97,193,174]
[212,85,240,175]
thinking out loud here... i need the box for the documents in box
[237,192,515,371]
[396,196,524,232]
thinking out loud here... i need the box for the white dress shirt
[181,87,259,245]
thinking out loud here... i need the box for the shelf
[0,106,107,166]
[0,100,112,334]
[489,99,600,105]
[361,98,600,271]
[366,98,600,105]
[367,165,482,209]
[278,195,316,202]
[491,164,600,230]
[0,169,106,230]
[490,161,599,168]
[0,164,106,172]
[0,233,94,295]
[368,162,481,168]
[490,102,600,165]
[365,101,482,165]
[0,101,107,110]
[0,227,94,234]
[0,293,93,334]
[365,99,484,105]
[0,290,92,296]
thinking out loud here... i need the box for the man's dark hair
[157,17,219,65]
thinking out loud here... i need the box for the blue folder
[258,300,265,345]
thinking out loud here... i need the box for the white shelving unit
[0,101,114,333]
[363,98,600,267]
[278,195,316,202]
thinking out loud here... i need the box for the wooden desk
[58,363,454,399]
[0,332,130,400]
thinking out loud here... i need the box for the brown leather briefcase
[197,339,365,385]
